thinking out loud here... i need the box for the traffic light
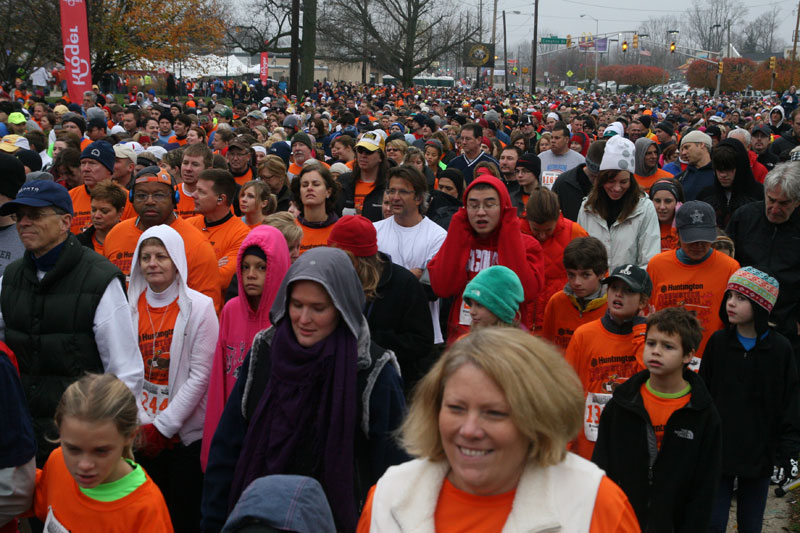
[718,61,723,74]
[632,34,639,49]
[622,41,628,53]
[670,42,676,53]
[566,34,572,48]
[770,56,776,70]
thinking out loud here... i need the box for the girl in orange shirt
[291,165,340,255]
[33,374,173,532]
[238,180,277,228]
[649,179,683,252]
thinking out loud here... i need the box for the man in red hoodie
[428,175,544,342]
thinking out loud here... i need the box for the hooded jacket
[551,163,593,222]
[427,175,544,341]
[577,194,660,270]
[201,247,407,532]
[201,226,291,470]
[699,292,800,477]
[768,105,792,139]
[592,370,722,532]
[129,224,219,445]
[222,475,336,533]
[633,138,674,193]
[698,138,763,228]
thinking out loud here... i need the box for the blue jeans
[708,474,771,532]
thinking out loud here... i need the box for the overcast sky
[487,0,798,54]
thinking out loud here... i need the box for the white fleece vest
[369,453,604,532]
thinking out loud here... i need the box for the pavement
[727,487,794,532]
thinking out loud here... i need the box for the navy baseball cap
[0,180,74,216]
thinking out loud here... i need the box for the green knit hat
[462,266,524,325]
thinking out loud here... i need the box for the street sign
[522,67,529,73]
[541,37,567,45]
[566,70,574,78]
[543,71,549,77]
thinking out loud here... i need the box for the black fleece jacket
[593,369,722,532]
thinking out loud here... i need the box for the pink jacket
[200,225,291,470]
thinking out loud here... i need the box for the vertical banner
[60,0,92,104]
[260,52,269,85]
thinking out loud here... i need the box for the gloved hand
[772,457,799,485]
[137,423,172,459]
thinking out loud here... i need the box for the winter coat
[366,253,434,394]
[577,194,660,270]
[769,105,792,139]
[726,201,800,345]
[698,138,763,228]
[128,225,219,445]
[201,248,408,533]
[699,297,800,478]
[551,163,593,222]
[337,169,388,222]
[426,189,462,230]
[676,161,715,202]
[201,226,291,470]
[593,370,722,532]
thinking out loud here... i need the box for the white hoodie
[129,224,219,445]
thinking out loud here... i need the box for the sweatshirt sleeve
[94,278,144,401]
[201,308,230,471]
[201,352,250,533]
[428,209,472,298]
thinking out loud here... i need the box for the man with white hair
[727,162,800,355]
[727,128,768,183]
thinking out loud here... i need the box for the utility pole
[531,0,539,94]
[289,0,300,96]
[503,11,509,91]
[476,0,483,88]
[490,0,498,87]
[791,0,800,86]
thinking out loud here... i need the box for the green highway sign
[541,37,567,45]
[566,70,574,78]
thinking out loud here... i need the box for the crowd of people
[0,79,800,532]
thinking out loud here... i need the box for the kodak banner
[260,52,269,85]
[60,0,92,104]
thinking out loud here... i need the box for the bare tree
[637,15,683,67]
[223,0,293,55]
[684,0,748,54]
[317,0,477,86]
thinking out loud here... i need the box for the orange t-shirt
[33,447,173,533]
[92,233,105,257]
[295,218,335,255]
[647,250,739,366]
[69,184,136,235]
[232,167,254,187]
[634,169,674,194]
[187,214,251,291]
[104,216,222,312]
[354,181,375,214]
[137,293,179,418]
[176,185,196,219]
[659,223,679,252]
[357,475,639,533]
[80,138,92,151]
[540,291,607,350]
[641,382,692,450]
[565,319,647,460]
[167,136,187,147]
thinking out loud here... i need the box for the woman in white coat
[129,224,219,533]
[578,135,660,270]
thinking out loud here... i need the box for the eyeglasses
[386,147,402,153]
[466,201,500,211]
[133,192,171,202]
[14,209,62,222]
[385,188,414,197]
[356,147,377,154]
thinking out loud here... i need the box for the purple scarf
[229,319,358,531]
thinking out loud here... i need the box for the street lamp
[580,14,599,85]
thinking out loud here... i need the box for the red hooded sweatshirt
[200,225,291,470]
[428,175,544,342]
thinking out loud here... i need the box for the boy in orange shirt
[540,236,608,350]
[593,307,722,531]
[565,263,650,460]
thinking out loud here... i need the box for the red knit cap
[327,215,378,257]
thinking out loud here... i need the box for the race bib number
[459,299,473,326]
[45,506,70,533]
[584,392,612,442]
[141,381,170,417]
[540,171,560,190]
[688,356,701,373]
